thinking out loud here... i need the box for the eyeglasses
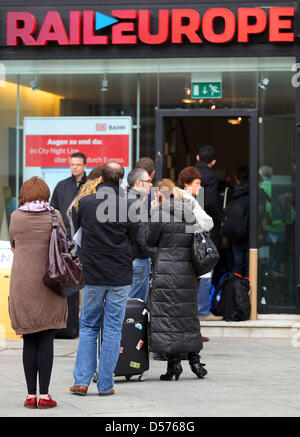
[140,179,152,184]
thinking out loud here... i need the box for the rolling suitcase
[93,298,149,382]
[114,298,149,380]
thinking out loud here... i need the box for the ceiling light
[210,104,216,110]
[182,98,196,104]
[101,73,109,92]
[185,87,191,96]
[228,117,242,125]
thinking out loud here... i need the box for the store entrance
[155,108,259,317]
[162,116,249,184]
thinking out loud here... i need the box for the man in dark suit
[50,152,87,240]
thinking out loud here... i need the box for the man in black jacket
[195,145,222,245]
[195,145,223,322]
[70,162,142,397]
[127,167,152,301]
[223,166,250,277]
[50,152,87,240]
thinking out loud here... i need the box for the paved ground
[0,337,300,418]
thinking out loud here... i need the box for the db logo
[95,123,107,132]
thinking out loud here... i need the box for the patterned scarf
[19,200,54,212]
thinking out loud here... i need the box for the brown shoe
[99,389,115,397]
[69,385,88,396]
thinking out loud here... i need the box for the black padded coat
[147,199,203,354]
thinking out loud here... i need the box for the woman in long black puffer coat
[147,180,207,381]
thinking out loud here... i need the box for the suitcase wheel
[138,370,149,382]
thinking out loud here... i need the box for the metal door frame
[295,53,300,314]
[155,108,259,318]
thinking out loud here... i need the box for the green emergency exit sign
[192,82,222,99]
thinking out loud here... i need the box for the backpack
[222,197,248,243]
[211,273,251,321]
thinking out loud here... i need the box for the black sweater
[195,161,223,246]
[77,182,143,286]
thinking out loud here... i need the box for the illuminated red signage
[25,134,129,167]
[6,7,295,47]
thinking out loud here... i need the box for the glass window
[0,73,17,240]
[257,69,296,311]
[0,56,296,312]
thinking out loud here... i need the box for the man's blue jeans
[197,275,212,318]
[73,284,130,394]
[129,258,151,302]
[232,246,249,277]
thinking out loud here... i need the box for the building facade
[0,0,299,315]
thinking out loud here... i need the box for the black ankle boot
[187,353,207,379]
[160,360,183,381]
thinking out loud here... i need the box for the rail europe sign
[4,7,295,47]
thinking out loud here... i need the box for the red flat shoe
[38,395,57,409]
[24,397,37,409]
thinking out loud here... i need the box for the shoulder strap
[50,209,59,228]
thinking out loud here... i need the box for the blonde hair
[155,178,183,201]
[73,178,102,211]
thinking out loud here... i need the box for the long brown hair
[73,166,102,211]
[155,178,183,200]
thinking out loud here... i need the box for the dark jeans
[232,245,249,277]
[23,329,56,395]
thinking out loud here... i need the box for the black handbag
[191,230,220,277]
[43,210,84,297]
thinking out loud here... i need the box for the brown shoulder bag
[43,210,84,297]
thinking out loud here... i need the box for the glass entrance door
[155,106,298,315]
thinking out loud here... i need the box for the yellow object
[249,249,258,320]
[130,361,141,369]
[0,269,21,339]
